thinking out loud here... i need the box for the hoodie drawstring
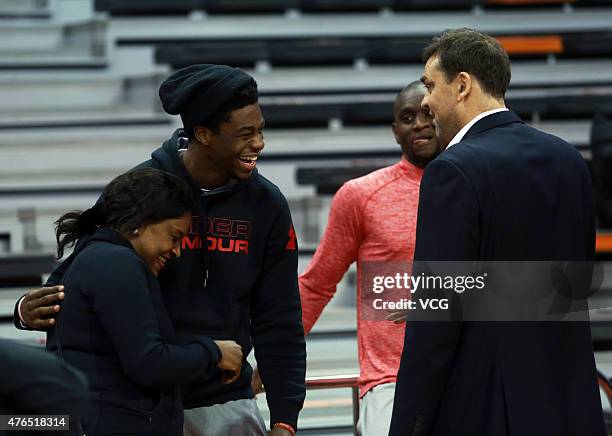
[200,196,210,289]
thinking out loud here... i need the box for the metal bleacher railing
[305,374,360,434]
[597,370,612,435]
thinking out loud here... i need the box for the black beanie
[158,64,256,135]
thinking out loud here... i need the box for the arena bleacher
[2,0,612,433]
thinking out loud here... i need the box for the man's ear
[457,72,471,101]
[193,126,213,146]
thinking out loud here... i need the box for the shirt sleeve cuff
[17,296,29,329]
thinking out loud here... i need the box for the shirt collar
[446,108,508,149]
[397,156,425,182]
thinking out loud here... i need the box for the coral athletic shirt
[299,158,424,397]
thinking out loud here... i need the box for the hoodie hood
[149,128,257,290]
[74,227,133,261]
[49,227,134,286]
[150,128,256,198]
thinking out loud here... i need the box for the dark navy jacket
[389,111,606,436]
[46,228,221,436]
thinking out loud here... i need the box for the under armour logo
[285,225,297,250]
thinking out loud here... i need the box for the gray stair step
[0,72,125,111]
[0,0,51,19]
[110,9,612,41]
[247,60,612,93]
[0,49,108,70]
[0,106,171,129]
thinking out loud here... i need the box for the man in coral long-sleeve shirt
[299,81,443,435]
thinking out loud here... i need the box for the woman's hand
[213,340,243,384]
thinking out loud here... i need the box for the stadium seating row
[153,33,612,69]
[95,0,612,15]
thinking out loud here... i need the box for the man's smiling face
[205,103,265,181]
[392,85,442,167]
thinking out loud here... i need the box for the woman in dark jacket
[46,168,242,436]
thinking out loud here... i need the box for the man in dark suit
[388,28,606,436]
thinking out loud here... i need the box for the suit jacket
[389,111,606,436]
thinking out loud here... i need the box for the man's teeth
[240,156,258,163]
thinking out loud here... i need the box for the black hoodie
[41,130,306,428]
[45,227,222,436]
[147,130,306,428]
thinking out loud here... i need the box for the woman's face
[130,212,191,276]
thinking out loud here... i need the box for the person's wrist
[17,296,28,328]
[272,422,295,436]
[211,340,222,366]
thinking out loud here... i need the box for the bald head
[394,81,427,114]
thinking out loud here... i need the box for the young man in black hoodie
[14,65,306,436]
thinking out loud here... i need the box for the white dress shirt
[446,108,509,149]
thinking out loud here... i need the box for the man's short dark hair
[192,81,259,137]
[422,28,511,100]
